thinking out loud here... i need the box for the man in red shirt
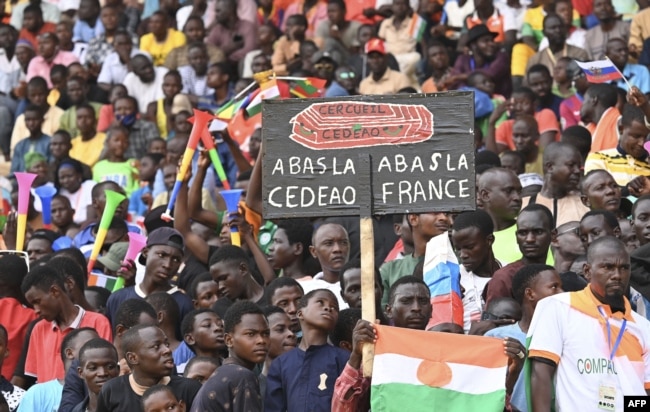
[18,4,55,49]
[22,265,112,382]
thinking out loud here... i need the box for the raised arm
[174,173,211,264]
[189,151,222,228]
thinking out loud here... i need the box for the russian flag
[423,233,464,329]
[575,59,624,83]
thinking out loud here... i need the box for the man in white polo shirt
[529,236,650,411]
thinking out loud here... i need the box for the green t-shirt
[92,159,139,196]
[493,223,554,266]
[380,254,423,307]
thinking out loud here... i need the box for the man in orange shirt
[18,4,55,49]
[580,83,620,153]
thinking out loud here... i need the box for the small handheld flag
[575,59,625,84]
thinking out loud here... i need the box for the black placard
[261,92,476,219]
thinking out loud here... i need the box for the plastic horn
[14,172,37,251]
[200,128,231,190]
[112,232,147,292]
[221,189,243,246]
[161,109,213,222]
[34,185,57,229]
[87,190,126,275]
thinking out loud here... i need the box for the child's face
[138,157,158,182]
[162,75,182,99]
[297,290,339,332]
[76,107,97,135]
[27,85,47,107]
[553,60,568,83]
[51,197,74,228]
[270,286,303,333]
[286,19,306,40]
[51,72,66,91]
[193,280,219,309]
[107,131,129,159]
[188,312,225,353]
[67,79,86,105]
[472,73,495,96]
[428,45,449,70]
[267,312,296,358]
[226,313,270,367]
[50,133,71,158]
[78,347,119,395]
[142,391,185,412]
[148,140,167,156]
[206,66,226,89]
[174,113,192,134]
[162,164,177,191]
[511,94,534,117]
[28,160,48,182]
[258,25,275,44]
[24,110,44,135]
[109,86,127,104]
[500,154,524,176]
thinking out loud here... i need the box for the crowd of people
[1,0,650,410]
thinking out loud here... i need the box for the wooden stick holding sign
[358,154,375,377]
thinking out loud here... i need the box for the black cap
[467,24,498,45]
[146,227,184,251]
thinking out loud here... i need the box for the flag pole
[606,56,634,90]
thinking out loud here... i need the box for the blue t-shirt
[485,323,528,412]
[17,379,63,412]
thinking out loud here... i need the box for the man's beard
[605,292,625,311]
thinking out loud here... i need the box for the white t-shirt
[460,265,492,333]
[528,288,650,411]
[123,66,168,114]
[299,272,349,310]
[59,179,95,224]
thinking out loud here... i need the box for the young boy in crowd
[21,265,112,383]
[0,324,25,411]
[330,308,362,351]
[129,152,164,218]
[92,126,139,196]
[512,115,543,175]
[20,327,99,411]
[182,356,220,385]
[190,301,270,412]
[152,163,180,210]
[176,309,226,373]
[141,384,186,412]
[97,325,201,411]
[260,306,297,395]
[68,104,106,168]
[147,138,167,156]
[188,272,219,310]
[11,104,51,174]
[72,338,120,412]
[265,289,350,412]
[265,277,305,334]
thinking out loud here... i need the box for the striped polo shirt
[584,146,650,187]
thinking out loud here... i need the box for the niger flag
[371,326,508,412]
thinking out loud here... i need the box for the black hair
[76,103,96,117]
[113,299,157,336]
[0,254,28,287]
[586,83,618,109]
[580,169,614,192]
[621,103,646,127]
[560,127,590,162]
[183,356,221,378]
[24,104,43,116]
[223,300,264,334]
[500,150,526,167]
[27,76,48,90]
[339,258,382,292]
[24,4,44,16]
[329,308,361,347]
[86,286,111,308]
[151,10,169,22]
[208,245,249,267]
[633,195,650,217]
[527,64,552,79]
[542,12,562,28]
[327,0,346,9]
[286,13,308,27]
[105,125,129,142]
[54,248,88,276]
[264,277,304,305]
[53,129,73,142]
[512,87,536,102]
[183,15,205,29]
[512,264,556,304]
[67,75,87,86]
[581,209,620,231]
[78,338,118,365]
[51,255,87,292]
[262,305,286,319]
[60,327,97,364]
[519,204,554,229]
[164,69,182,83]
[21,265,66,295]
[141,385,177,408]
[275,219,313,261]
[297,288,339,311]
[398,87,418,94]
[50,64,68,79]
[181,308,217,337]
[587,236,627,263]
[452,209,494,235]
[388,275,429,306]
[145,292,180,339]
[189,272,215,300]
[121,324,159,358]
[186,41,207,53]
[55,157,84,188]
[91,180,123,200]
[114,95,139,113]
[208,61,232,78]
[466,71,493,88]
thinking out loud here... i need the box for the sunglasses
[314,63,334,71]
[557,226,580,237]
[338,71,355,80]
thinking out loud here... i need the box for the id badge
[598,383,616,411]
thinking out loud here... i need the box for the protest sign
[262,92,476,219]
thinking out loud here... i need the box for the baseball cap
[97,242,129,272]
[364,38,386,55]
[146,227,185,251]
[30,229,60,245]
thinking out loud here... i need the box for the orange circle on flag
[416,360,452,388]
